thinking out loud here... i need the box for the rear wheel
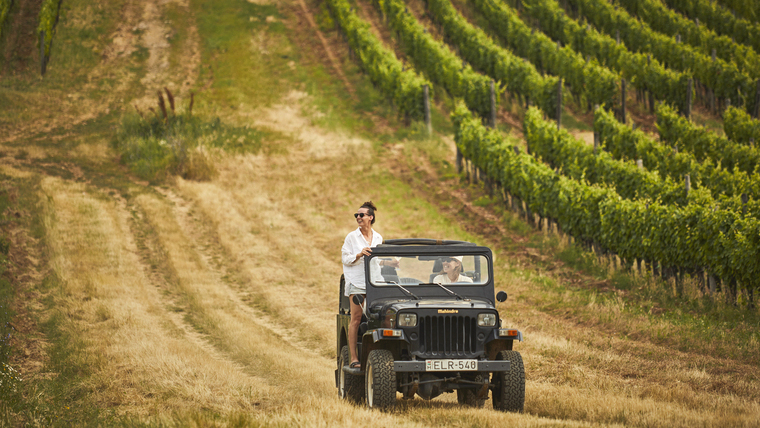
[338,345,364,403]
[457,374,486,407]
[365,349,396,409]
[492,350,525,412]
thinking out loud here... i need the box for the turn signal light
[499,329,519,337]
[382,329,402,337]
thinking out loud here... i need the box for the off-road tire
[492,350,525,412]
[338,345,364,403]
[457,374,486,407]
[365,349,396,409]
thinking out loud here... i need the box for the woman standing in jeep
[341,201,395,369]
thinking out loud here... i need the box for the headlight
[478,313,497,327]
[397,313,417,327]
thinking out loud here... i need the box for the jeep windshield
[369,254,490,286]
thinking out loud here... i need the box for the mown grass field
[0,0,759,426]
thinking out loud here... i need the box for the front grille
[418,315,478,358]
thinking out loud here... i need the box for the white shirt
[433,274,474,284]
[342,227,383,295]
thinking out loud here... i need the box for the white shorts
[346,282,365,296]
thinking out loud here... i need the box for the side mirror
[352,294,365,305]
[496,291,508,302]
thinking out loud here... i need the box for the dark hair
[360,201,377,224]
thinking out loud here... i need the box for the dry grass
[39,177,268,417]
[4,0,759,424]
[20,89,758,426]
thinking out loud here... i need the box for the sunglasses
[354,212,371,218]
[441,257,458,263]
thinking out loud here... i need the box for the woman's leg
[348,294,364,365]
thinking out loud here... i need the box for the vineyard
[1,0,760,425]
[316,0,760,303]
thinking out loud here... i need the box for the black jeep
[335,239,525,411]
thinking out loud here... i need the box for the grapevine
[656,103,760,175]
[418,0,558,116]
[37,0,61,57]
[468,0,618,109]
[662,0,760,56]
[565,0,757,115]
[326,0,432,120]
[0,0,11,40]
[594,107,760,203]
[377,0,495,119]
[723,106,760,147]
[520,0,690,114]
[615,0,760,79]
[454,102,760,293]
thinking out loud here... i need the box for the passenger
[433,256,473,284]
[341,201,397,369]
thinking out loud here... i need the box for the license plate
[425,359,478,371]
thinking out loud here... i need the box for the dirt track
[2,0,760,426]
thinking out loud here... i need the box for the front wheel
[457,374,486,407]
[492,350,525,412]
[365,349,396,409]
[338,345,364,403]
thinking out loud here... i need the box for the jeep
[335,239,525,411]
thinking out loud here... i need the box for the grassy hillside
[0,0,758,426]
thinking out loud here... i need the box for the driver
[433,256,473,284]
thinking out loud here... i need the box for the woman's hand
[355,247,372,261]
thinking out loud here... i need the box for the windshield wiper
[374,281,420,300]
[417,283,468,301]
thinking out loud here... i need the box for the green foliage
[662,0,760,56]
[566,0,757,115]
[469,0,618,110]
[657,103,760,175]
[424,0,559,117]
[37,0,61,57]
[454,102,760,290]
[615,0,760,79]
[326,0,431,121]
[112,110,263,182]
[714,0,760,22]
[520,0,690,114]
[524,107,714,207]
[723,106,760,147]
[594,107,760,203]
[376,0,495,119]
[0,0,12,40]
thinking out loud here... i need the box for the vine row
[524,107,713,207]
[376,0,495,118]
[723,106,760,147]
[326,0,432,121]
[469,0,618,109]
[662,0,760,57]
[594,107,760,202]
[38,0,61,57]
[0,0,11,40]
[454,102,760,292]
[421,0,559,116]
[565,0,758,115]
[520,0,690,114]
[656,104,760,175]
[615,0,760,79]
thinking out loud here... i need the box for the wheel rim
[367,364,374,406]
